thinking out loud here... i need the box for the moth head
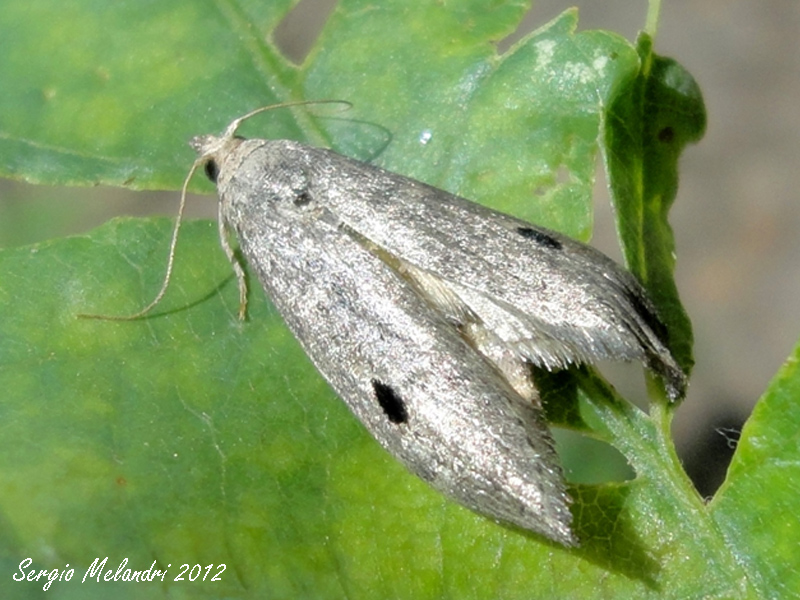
[189,134,245,184]
[188,100,352,186]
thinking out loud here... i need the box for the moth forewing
[252,141,686,399]
[203,136,576,545]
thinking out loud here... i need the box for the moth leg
[218,204,248,320]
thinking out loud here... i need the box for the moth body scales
[189,109,687,546]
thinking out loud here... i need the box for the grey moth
[182,104,687,547]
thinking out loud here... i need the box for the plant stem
[644,0,661,39]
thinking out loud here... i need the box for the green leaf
[0,1,639,238]
[0,220,760,600]
[0,0,301,189]
[710,341,800,599]
[603,34,707,385]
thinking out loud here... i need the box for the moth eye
[371,380,408,424]
[204,159,220,183]
[516,227,563,250]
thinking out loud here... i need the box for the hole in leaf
[553,428,635,484]
[658,126,675,143]
[273,0,338,65]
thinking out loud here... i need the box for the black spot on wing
[516,227,563,250]
[622,287,687,399]
[293,190,313,206]
[623,288,668,344]
[372,380,408,424]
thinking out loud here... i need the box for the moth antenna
[224,99,352,138]
[79,99,351,321]
[77,158,201,321]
